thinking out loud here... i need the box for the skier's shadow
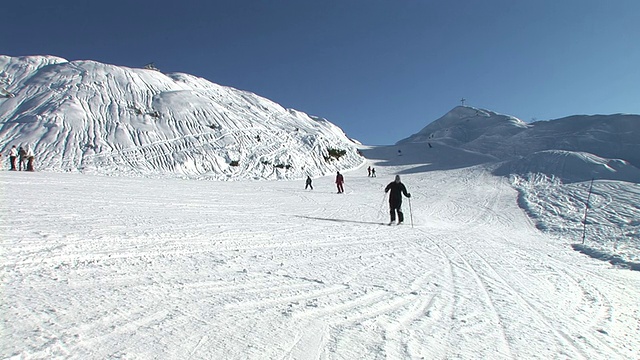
[294,215,383,226]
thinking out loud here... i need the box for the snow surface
[2,146,639,359]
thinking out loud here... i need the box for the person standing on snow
[8,145,17,170]
[26,146,35,171]
[305,176,313,190]
[18,146,26,171]
[384,175,411,225]
[335,171,344,194]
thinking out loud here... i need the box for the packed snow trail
[1,166,638,359]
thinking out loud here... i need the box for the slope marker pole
[408,197,414,228]
[581,178,594,244]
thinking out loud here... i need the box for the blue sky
[3,0,639,145]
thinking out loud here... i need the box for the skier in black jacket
[305,176,313,190]
[384,175,411,225]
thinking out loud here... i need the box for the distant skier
[17,146,26,171]
[26,147,35,171]
[305,176,313,190]
[384,175,411,225]
[371,168,376,177]
[367,166,371,177]
[8,145,17,170]
[335,171,344,194]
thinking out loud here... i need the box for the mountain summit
[397,106,640,183]
[0,55,363,179]
[399,106,529,148]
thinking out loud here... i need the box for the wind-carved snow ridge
[0,55,363,180]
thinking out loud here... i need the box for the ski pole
[408,197,414,228]
[378,192,387,218]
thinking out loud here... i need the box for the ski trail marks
[418,231,514,359]
[2,167,638,359]
[283,320,329,360]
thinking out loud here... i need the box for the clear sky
[3,0,639,145]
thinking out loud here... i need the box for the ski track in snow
[1,165,639,359]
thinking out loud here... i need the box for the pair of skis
[380,193,414,228]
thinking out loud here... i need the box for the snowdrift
[0,55,363,180]
[494,150,640,183]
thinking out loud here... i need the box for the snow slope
[494,150,640,183]
[0,55,363,179]
[395,106,640,269]
[401,106,640,182]
[2,142,639,359]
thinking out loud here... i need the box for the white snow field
[2,146,639,359]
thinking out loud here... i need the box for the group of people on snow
[305,169,412,225]
[367,166,376,177]
[305,171,345,194]
[6,145,35,171]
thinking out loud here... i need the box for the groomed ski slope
[2,149,639,359]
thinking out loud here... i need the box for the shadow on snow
[572,244,640,271]
[360,143,496,175]
[294,215,384,226]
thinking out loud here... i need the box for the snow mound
[0,55,363,180]
[505,114,640,169]
[494,150,640,183]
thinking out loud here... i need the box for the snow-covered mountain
[0,55,363,179]
[399,106,640,183]
[3,55,637,185]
